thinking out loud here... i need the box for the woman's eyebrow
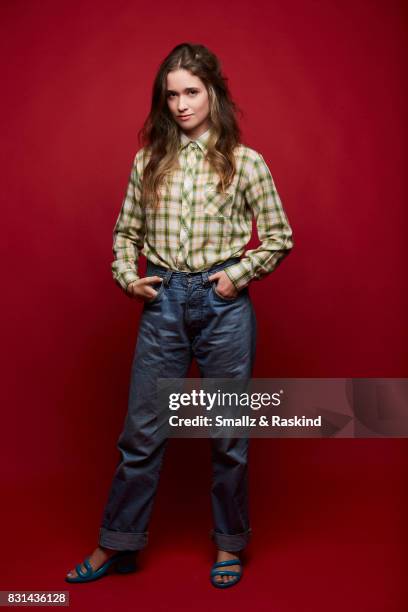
[166,87,199,94]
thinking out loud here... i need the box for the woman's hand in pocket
[208,270,239,299]
[127,276,163,302]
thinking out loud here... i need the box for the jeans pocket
[146,278,165,304]
[211,281,241,302]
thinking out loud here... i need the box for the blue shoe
[210,558,242,588]
[65,550,137,583]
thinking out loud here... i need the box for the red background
[1,0,407,610]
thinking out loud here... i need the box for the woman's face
[166,69,210,138]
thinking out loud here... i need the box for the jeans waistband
[146,257,241,287]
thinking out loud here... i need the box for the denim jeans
[98,257,257,553]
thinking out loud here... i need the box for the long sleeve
[223,152,294,291]
[111,152,146,294]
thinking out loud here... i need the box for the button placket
[177,142,200,266]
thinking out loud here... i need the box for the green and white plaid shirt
[112,127,294,293]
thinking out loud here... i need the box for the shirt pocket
[203,182,234,217]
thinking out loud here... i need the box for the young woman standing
[66,42,293,588]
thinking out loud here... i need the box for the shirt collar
[179,127,211,154]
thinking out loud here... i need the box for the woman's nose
[178,97,188,111]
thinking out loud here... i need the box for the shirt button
[184,176,193,190]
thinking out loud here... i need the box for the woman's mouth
[178,115,193,121]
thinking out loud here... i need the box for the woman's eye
[167,90,198,99]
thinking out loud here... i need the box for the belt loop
[163,270,173,287]
[201,270,211,287]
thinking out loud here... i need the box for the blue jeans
[98,257,257,552]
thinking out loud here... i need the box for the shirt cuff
[223,263,252,291]
[113,270,140,294]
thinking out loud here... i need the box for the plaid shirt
[112,127,293,293]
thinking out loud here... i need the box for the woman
[66,42,293,588]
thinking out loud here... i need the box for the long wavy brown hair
[137,42,244,210]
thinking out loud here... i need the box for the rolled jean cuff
[99,527,148,551]
[209,528,252,552]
